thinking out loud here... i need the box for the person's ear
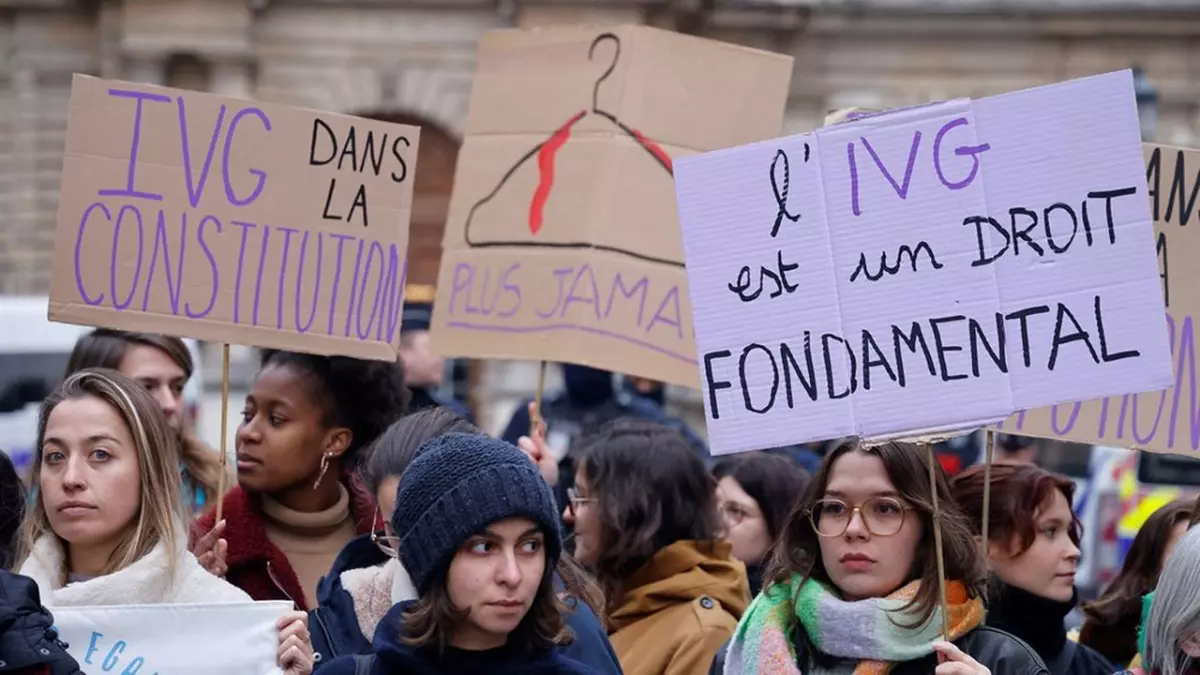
[323,427,352,459]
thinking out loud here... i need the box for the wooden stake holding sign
[215,345,231,524]
[923,441,952,644]
[980,430,997,554]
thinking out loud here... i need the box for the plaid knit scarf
[723,575,985,675]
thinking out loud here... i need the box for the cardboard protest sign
[676,71,1173,455]
[53,601,292,674]
[998,144,1199,455]
[49,75,420,361]
[430,25,793,387]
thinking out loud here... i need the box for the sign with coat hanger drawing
[430,25,794,387]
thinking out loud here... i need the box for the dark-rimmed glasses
[807,497,911,537]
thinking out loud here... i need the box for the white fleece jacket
[338,557,418,641]
[19,532,251,607]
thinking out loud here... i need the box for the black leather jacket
[710,626,1049,675]
[0,570,83,675]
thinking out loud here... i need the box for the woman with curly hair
[191,350,409,611]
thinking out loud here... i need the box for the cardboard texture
[49,75,420,361]
[999,143,1200,457]
[676,71,1173,455]
[430,25,794,387]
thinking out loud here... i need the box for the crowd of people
[0,303,1198,675]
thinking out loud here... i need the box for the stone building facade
[3,0,1198,431]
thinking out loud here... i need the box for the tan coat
[607,540,750,675]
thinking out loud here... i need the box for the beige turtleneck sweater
[261,485,357,609]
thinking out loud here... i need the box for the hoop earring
[313,453,332,490]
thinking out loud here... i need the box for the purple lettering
[449,263,474,316]
[223,107,271,206]
[110,205,145,311]
[847,142,861,217]
[342,238,365,337]
[325,233,355,335]
[498,264,521,318]
[231,220,258,324]
[605,273,648,326]
[355,241,385,340]
[141,210,187,314]
[376,246,406,343]
[177,98,226,208]
[560,265,600,321]
[274,227,299,329]
[75,202,110,305]
[645,286,684,340]
[293,231,323,334]
[186,215,221,319]
[536,268,573,319]
[861,131,922,202]
[1050,403,1081,436]
[252,225,272,326]
[467,267,499,316]
[1132,385,1170,446]
[1168,314,1200,450]
[932,117,990,190]
[99,89,170,202]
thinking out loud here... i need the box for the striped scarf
[723,575,985,675]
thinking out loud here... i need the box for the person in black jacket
[0,570,83,675]
[0,452,25,570]
[953,463,1116,675]
[712,439,1048,675]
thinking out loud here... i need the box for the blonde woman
[16,367,313,674]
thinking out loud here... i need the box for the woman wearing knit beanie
[308,407,619,673]
[319,433,601,674]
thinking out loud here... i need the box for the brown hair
[64,330,224,504]
[361,407,605,616]
[951,462,1083,556]
[576,419,723,613]
[400,553,570,653]
[19,368,185,582]
[1083,498,1193,627]
[765,439,987,628]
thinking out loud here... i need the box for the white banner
[52,601,292,675]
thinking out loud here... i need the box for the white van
[0,297,203,477]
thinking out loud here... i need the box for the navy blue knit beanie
[391,433,563,593]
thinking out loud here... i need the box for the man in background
[399,294,472,421]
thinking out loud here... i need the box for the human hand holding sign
[934,641,990,675]
[194,519,228,578]
[277,611,314,675]
[517,401,559,485]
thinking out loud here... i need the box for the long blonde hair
[64,329,225,506]
[18,368,186,583]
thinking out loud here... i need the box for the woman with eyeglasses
[711,452,809,596]
[308,407,621,674]
[564,419,748,675]
[712,439,1047,675]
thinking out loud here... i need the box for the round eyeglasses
[807,497,911,538]
[566,486,596,516]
